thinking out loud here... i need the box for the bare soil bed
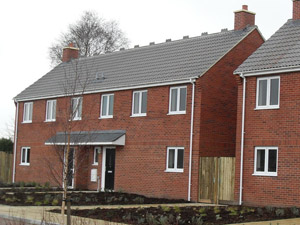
[0,188,187,206]
[54,205,300,225]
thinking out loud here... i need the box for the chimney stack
[62,43,79,62]
[234,5,256,30]
[293,0,300,20]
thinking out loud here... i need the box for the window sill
[44,120,56,123]
[254,106,279,110]
[131,114,147,117]
[99,116,113,119]
[252,173,277,177]
[22,121,32,124]
[69,118,82,121]
[165,169,184,173]
[167,112,186,115]
[92,163,99,166]
[20,163,30,166]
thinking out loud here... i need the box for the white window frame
[93,147,101,165]
[168,86,187,115]
[23,102,33,123]
[131,90,147,117]
[253,146,278,176]
[71,97,82,121]
[100,94,114,119]
[20,147,30,166]
[45,100,56,122]
[256,76,280,110]
[165,147,184,173]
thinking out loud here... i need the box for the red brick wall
[15,84,200,201]
[235,72,300,207]
[199,29,264,157]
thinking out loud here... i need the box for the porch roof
[44,130,126,146]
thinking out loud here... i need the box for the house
[13,5,264,202]
[234,0,300,207]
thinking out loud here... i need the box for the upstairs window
[71,97,82,120]
[256,77,280,109]
[21,147,30,165]
[100,94,114,118]
[166,147,184,172]
[23,102,33,123]
[169,86,187,114]
[132,90,147,116]
[254,147,278,176]
[46,100,56,122]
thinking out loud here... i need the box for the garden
[1,182,300,225]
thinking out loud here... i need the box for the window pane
[52,101,56,119]
[108,95,114,115]
[171,89,178,111]
[179,88,186,111]
[168,149,175,169]
[258,80,267,106]
[270,79,279,105]
[133,92,140,114]
[102,96,108,116]
[268,149,277,172]
[78,99,82,118]
[72,99,77,116]
[141,92,147,114]
[256,149,265,172]
[27,148,30,163]
[177,149,184,169]
[46,102,50,120]
[29,103,33,121]
[94,149,98,163]
[22,149,26,163]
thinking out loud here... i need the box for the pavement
[0,203,300,225]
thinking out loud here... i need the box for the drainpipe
[12,101,19,183]
[239,74,246,205]
[188,78,196,201]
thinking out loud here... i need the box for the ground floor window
[166,147,184,172]
[21,147,30,165]
[93,147,100,165]
[254,146,278,176]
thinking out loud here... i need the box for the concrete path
[0,204,300,225]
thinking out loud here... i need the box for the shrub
[161,206,171,212]
[291,207,300,216]
[146,213,158,225]
[133,196,145,204]
[191,216,204,225]
[25,195,34,204]
[34,201,42,206]
[43,182,50,188]
[275,208,285,217]
[158,215,169,225]
[174,206,181,213]
[52,198,59,206]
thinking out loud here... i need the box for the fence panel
[0,151,13,183]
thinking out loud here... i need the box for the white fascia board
[14,79,196,103]
[45,135,126,146]
[236,66,300,77]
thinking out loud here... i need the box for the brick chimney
[62,43,79,62]
[293,0,300,20]
[234,5,256,30]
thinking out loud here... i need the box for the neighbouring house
[234,0,300,207]
[13,5,264,203]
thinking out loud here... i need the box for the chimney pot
[166,39,171,42]
[183,35,189,39]
[134,45,139,48]
[62,43,79,62]
[150,42,155,45]
[234,5,256,30]
[293,0,300,20]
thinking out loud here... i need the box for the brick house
[234,0,300,207]
[13,6,263,202]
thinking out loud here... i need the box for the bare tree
[43,59,99,224]
[49,11,129,66]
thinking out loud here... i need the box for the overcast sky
[0,0,292,138]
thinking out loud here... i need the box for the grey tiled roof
[45,130,126,145]
[235,19,300,74]
[15,27,257,101]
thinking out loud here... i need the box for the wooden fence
[0,151,13,183]
[198,157,235,204]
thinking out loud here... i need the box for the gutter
[236,65,300,77]
[188,78,196,201]
[12,101,19,183]
[239,73,246,205]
